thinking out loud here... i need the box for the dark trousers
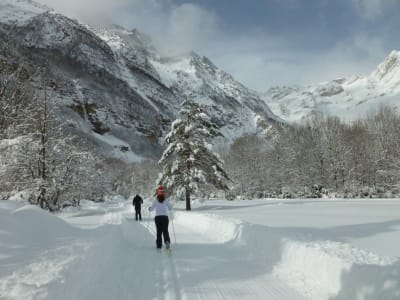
[135,209,142,221]
[155,215,170,248]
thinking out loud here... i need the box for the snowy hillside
[0,0,280,161]
[261,50,400,123]
[149,52,279,140]
[1,198,399,300]
[94,26,279,141]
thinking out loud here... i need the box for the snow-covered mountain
[0,0,280,161]
[0,0,49,25]
[261,51,400,123]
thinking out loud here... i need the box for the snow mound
[0,202,90,300]
[273,239,396,300]
[174,212,240,243]
[229,220,399,300]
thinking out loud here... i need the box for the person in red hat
[149,185,173,250]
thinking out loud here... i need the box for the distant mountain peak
[372,50,400,80]
[261,49,400,123]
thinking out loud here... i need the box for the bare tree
[366,106,400,194]
[105,158,159,199]
[0,62,35,197]
[2,66,105,210]
[224,134,270,197]
[0,64,33,138]
[222,107,400,198]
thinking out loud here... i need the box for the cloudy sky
[36,0,400,91]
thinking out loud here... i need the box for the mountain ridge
[0,0,281,161]
[261,50,400,123]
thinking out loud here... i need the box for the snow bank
[274,240,351,300]
[230,221,399,300]
[0,202,89,300]
[273,239,396,300]
[1,203,76,244]
[174,212,240,243]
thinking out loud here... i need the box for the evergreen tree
[159,100,230,210]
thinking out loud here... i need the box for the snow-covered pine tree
[159,99,230,210]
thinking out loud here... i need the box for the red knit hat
[157,185,164,196]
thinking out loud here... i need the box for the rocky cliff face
[0,0,281,161]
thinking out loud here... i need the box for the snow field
[189,199,400,299]
[1,199,400,299]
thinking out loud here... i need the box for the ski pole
[145,201,152,231]
[145,201,154,244]
[170,211,177,245]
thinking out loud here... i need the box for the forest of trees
[224,107,400,199]
[116,106,400,202]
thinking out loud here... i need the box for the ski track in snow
[134,211,306,300]
[1,200,399,300]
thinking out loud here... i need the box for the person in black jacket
[132,194,143,221]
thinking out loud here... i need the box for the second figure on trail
[132,194,143,221]
[149,186,173,250]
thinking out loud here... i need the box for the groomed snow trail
[142,212,306,300]
[62,204,306,300]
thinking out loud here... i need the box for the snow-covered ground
[1,198,399,300]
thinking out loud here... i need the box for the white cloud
[36,0,130,22]
[300,35,386,83]
[207,33,387,90]
[164,4,218,54]
[36,0,218,55]
[118,2,219,56]
[353,0,386,20]
[35,0,390,91]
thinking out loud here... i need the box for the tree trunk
[38,186,46,209]
[185,188,191,211]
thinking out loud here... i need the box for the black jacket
[132,195,143,209]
